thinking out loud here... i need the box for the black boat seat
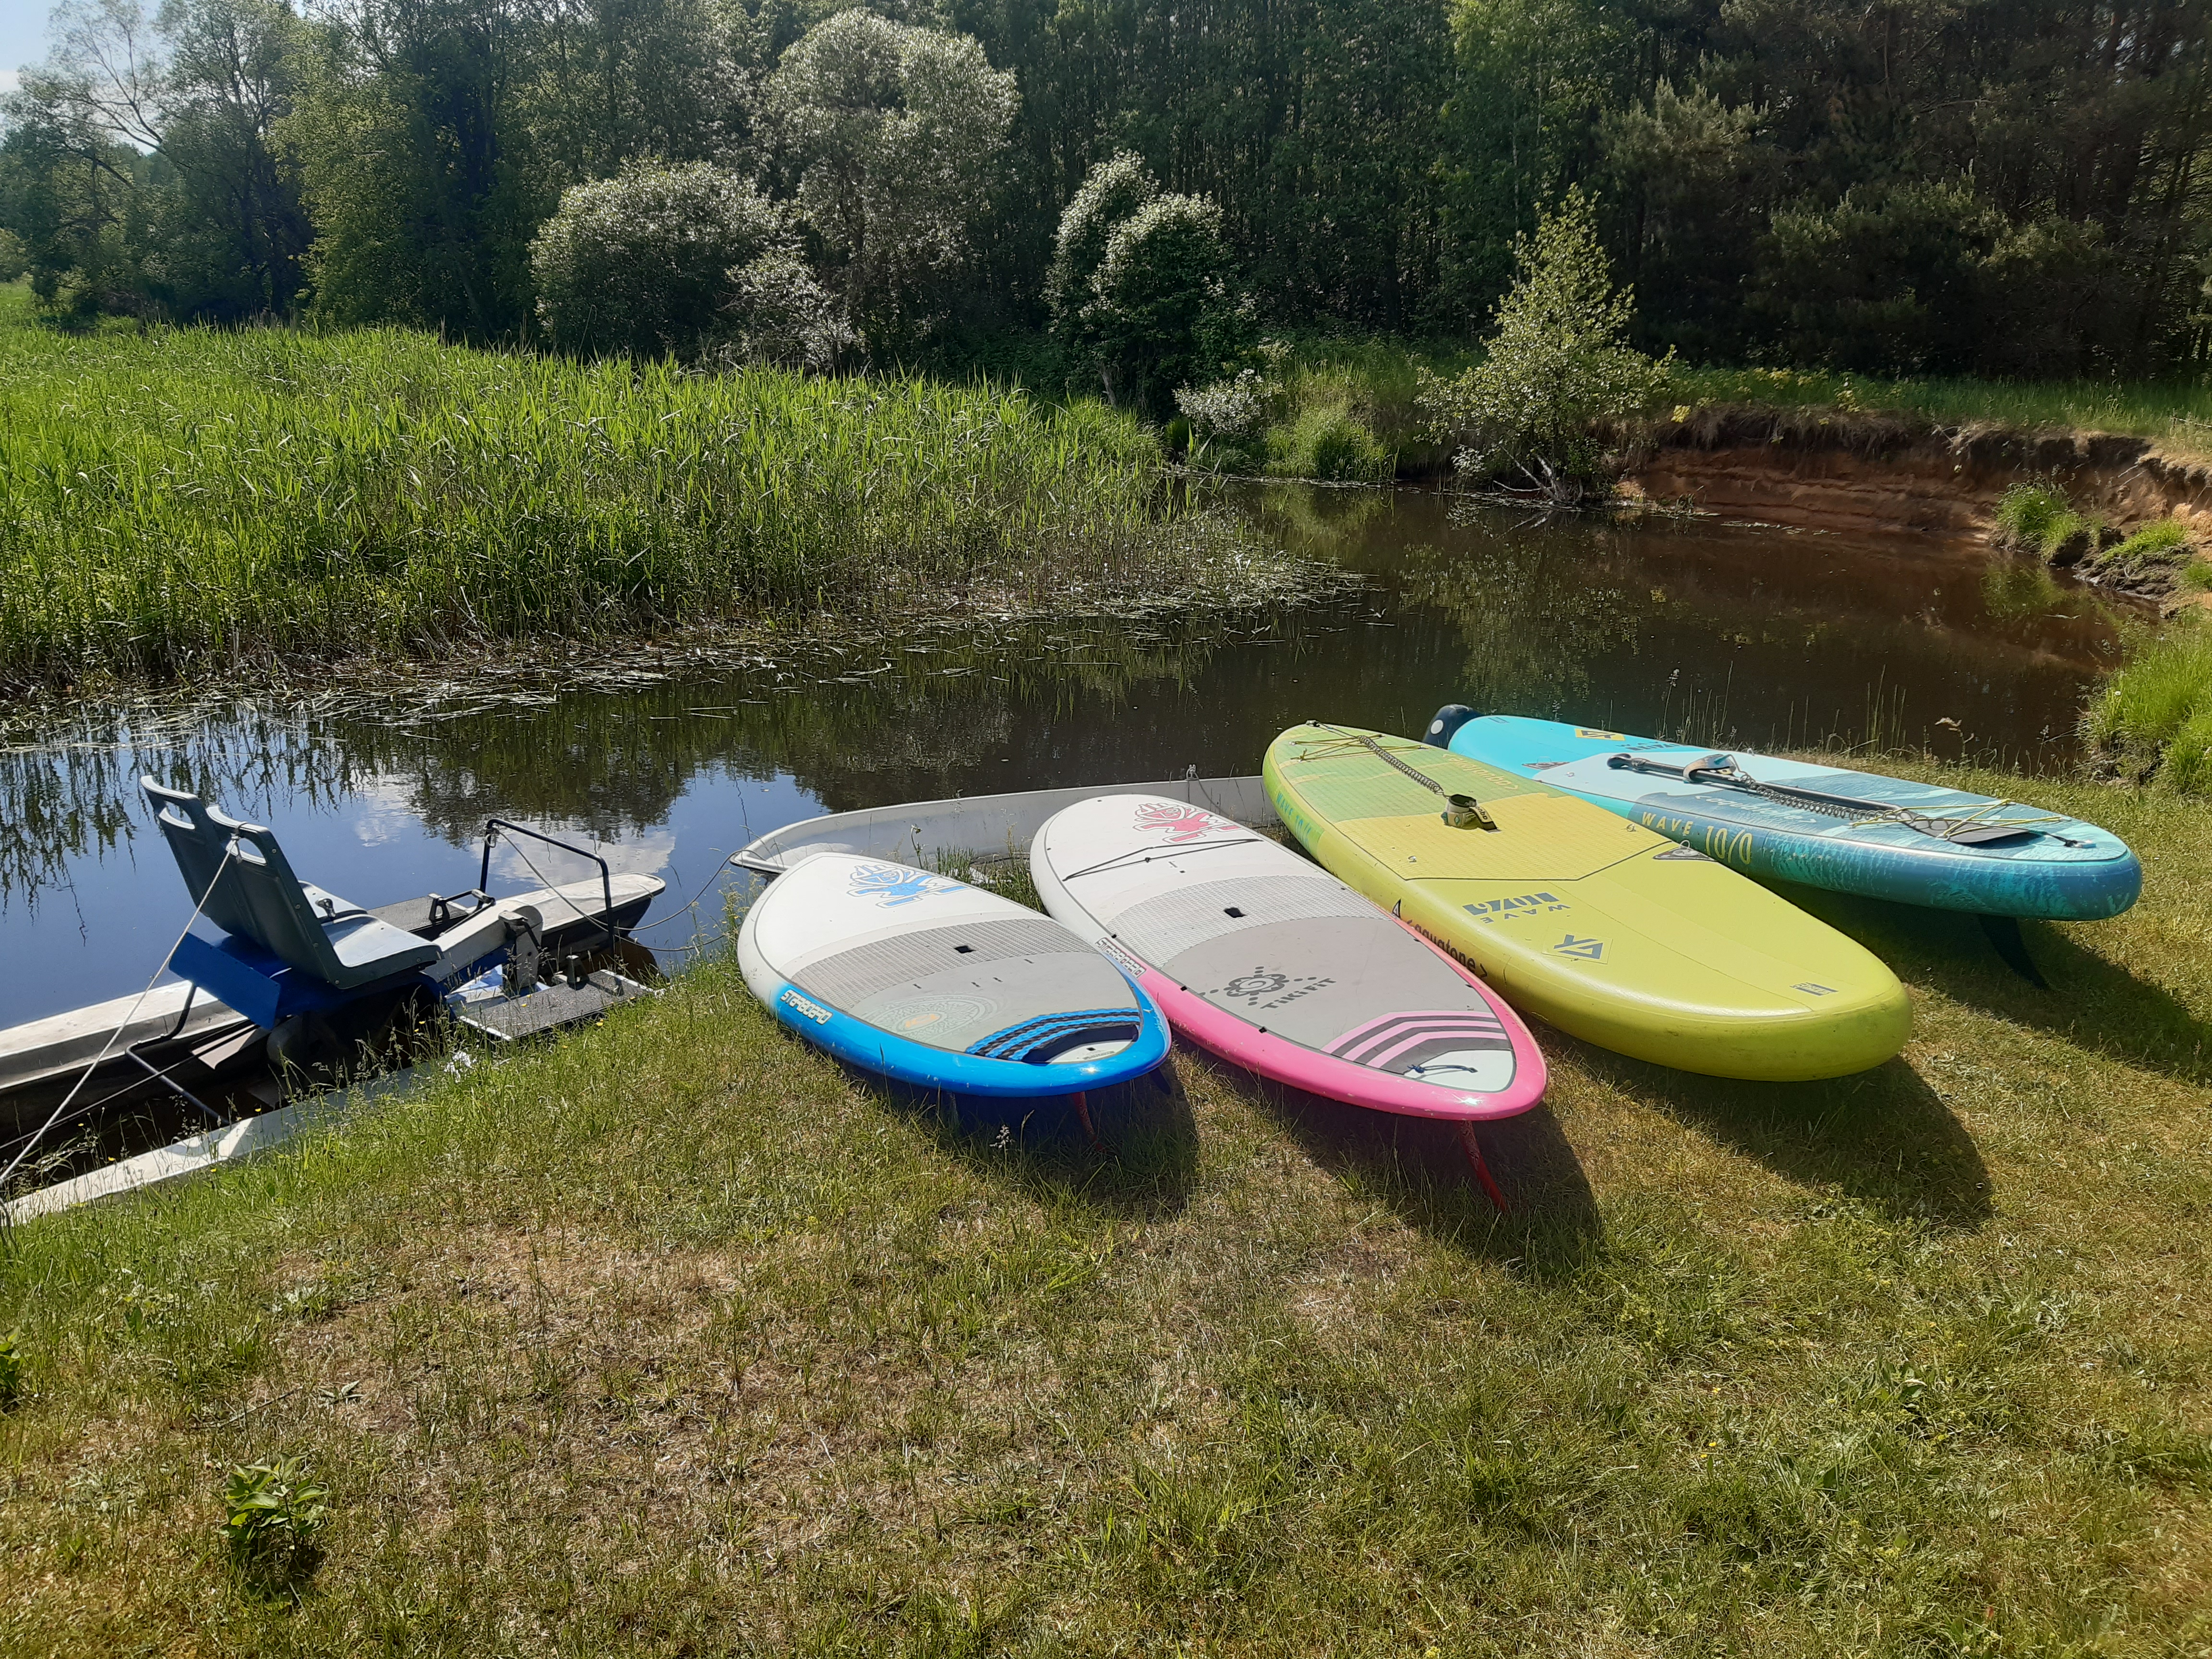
[141,779,441,990]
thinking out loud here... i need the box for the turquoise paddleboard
[1428,709,2140,922]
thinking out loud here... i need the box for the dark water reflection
[0,487,2123,1026]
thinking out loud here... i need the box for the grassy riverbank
[2085,618,2212,791]
[1667,367,2212,461]
[0,287,1290,696]
[2,758,2206,1653]
[1205,337,2212,481]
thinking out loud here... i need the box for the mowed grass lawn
[2,759,2209,1655]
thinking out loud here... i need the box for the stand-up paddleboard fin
[1426,704,1480,749]
[1457,1121,1508,1213]
[1978,915,2050,988]
[1070,1091,1108,1154]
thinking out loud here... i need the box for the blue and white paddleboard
[737,852,1170,1097]
[1428,709,2141,922]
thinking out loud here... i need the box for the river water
[0,487,2124,1028]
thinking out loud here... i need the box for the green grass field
[1663,367,2212,460]
[2,757,2207,1654]
[0,286,1288,695]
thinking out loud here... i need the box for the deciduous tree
[1051,153,1247,411]
[762,9,1014,342]
[1418,187,1669,500]
[530,159,792,359]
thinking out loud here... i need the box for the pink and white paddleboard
[1030,794,1546,1197]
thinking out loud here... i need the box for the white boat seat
[141,779,441,990]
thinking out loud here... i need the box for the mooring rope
[0,836,242,1212]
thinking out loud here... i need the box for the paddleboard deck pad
[1430,710,2140,921]
[1030,793,1545,1122]
[738,853,1169,1097]
[1265,723,1911,1081]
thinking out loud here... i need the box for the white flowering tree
[530,162,794,360]
[763,11,1016,340]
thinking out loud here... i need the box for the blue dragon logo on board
[848,863,967,908]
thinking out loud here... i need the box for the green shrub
[1094,197,1250,414]
[529,162,797,361]
[1416,188,1670,501]
[2182,559,2212,592]
[1175,368,1275,445]
[1051,155,1252,414]
[2106,517,2196,569]
[1175,367,1277,470]
[1267,402,1392,482]
[0,1330,23,1409]
[1758,178,1999,376]
[1993,482,2070,551]
[2083,621,2212,789]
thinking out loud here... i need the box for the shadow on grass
[865,1065,1200,1222]
[1568,1039,1994,1230]
[1193,1052,1607,1273]
[1778,882,2212,1087]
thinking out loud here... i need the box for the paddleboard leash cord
[1604,752,2086,846]
[1303,726,1498,830]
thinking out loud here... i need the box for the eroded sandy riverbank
[1614,405,2212,584]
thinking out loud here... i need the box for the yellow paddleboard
[1264,724,1911,1080]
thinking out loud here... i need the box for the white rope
[496,837,606,937]
[0,837,241,1208]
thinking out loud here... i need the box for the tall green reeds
[0,309,1277,690]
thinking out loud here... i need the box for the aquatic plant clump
[1266,401,1392,483]
[1988,481,2107,566]
[2104,517,2197,572]
[1993,483,2072,553]
[0,319,1295,691]
[2084,620,2212,793]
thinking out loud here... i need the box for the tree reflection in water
[0,489,2125,929]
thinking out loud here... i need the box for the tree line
[3,0,2209,382]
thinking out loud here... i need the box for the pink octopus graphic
[1136,802,1235,843]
